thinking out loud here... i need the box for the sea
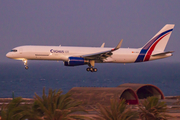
[0,61,180,98]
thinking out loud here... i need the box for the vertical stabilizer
[142,24,174,52]
[135,24,175,62]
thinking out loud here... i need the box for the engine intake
[64,57,87,66]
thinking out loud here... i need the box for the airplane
[6,24,175,72]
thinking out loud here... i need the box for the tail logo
[135,29,173,62]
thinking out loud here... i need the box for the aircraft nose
[6,52,12,58]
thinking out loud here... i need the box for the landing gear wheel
[25,66,29,70]
[90,67,94,72]
[93,68,97,72]
[86,67,98,72]
[86,68,90,72]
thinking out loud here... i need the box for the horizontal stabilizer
[152,51,174,56]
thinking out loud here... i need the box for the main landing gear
[86,60,98,72]
[86,67,98,72]
[23,60,29,70]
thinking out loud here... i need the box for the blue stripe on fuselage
[135,49,147,62]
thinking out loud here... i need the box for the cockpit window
[11,49,17,52]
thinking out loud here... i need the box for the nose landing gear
[24,65,29,70]
[23,60,29,70]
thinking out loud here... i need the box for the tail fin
[135,24,175,62]
[142,24,175,52]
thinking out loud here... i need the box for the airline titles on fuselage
[50,49,69,53]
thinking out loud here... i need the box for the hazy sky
[1,1,180,63]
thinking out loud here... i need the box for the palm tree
[95,99,138,120]
[32,87,89,120]
[139,96,170,120]
[0,97,40,120]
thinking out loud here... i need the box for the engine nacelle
[64,57,87,66]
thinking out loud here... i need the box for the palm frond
[95,99,138,120]
[33,87,88,120]
[139,96,171,120]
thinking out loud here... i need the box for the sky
[0,0,180,63]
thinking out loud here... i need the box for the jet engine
[64,57,88,66]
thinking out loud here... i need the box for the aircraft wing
[78,39,123,60]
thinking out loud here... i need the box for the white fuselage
[6,45,171,63]
[5,24,175,71]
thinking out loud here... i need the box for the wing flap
[82,50,113,60]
